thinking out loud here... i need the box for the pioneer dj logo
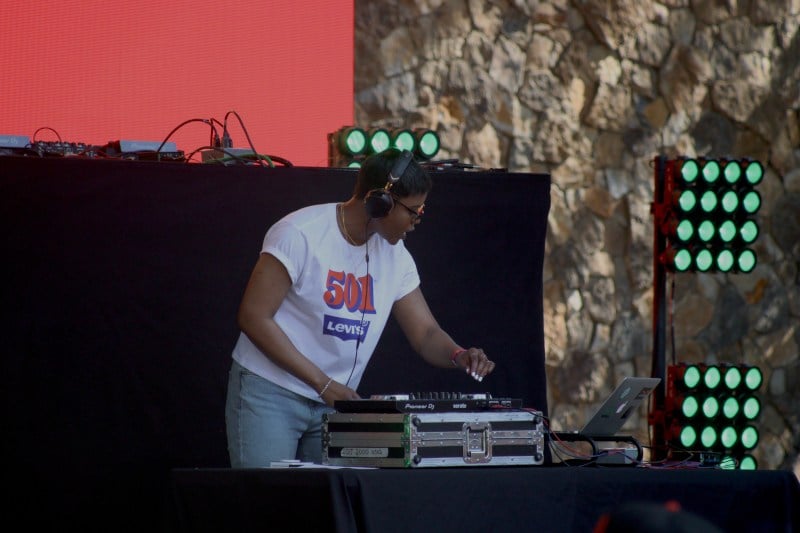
[323,314,369,342]
[403,403,435,410]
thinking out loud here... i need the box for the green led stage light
[701,396,720,418]
[695,249,714,271]
[671,248,693,272]
[328,126,367,167]
[704,365,722,389]
[677,189,697,211]
[390,128,415,152]
[414,128,440,160]
[720,426,737,448]
[744,367,763,390]
[338,127,367,155]
[737,249,757,273]
[718,220,737,243]
[720,189,739,213]
[680,426,697,448]
[699,190,718,213]
[665,364,764,468]
[716,249,735,272]
[701,160,721,184]
[668,250,688,271]
[697,220,715,242]
[739,455,758,470]
[368,128,391,154]
[740,426,759,449]
[744,160,764,185]
[724,367,742,389]
[739,220,759,244]
[674,220,694,242]
[722,396,740,419]
[742,396,761,420]
[683,365,702,388]
[658,157,764,273]
[741,190,761,214]
[723,161,742,184]
[680,159,700,182]
[700,426,718,448]
[682,395,699,418]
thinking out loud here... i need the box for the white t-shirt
[232,203,420,401]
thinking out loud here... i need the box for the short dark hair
[353,148,432,199]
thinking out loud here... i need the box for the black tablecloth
[170,466,800,533]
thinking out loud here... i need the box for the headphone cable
[344,220,371,388]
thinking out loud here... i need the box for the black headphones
[364,150,414,219]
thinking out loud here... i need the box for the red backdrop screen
[0,0,353,166]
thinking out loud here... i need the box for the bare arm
[391,287,495,380]
[237,253,360,404]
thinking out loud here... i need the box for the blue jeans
[225,360,335,468]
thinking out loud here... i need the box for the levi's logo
[323,314,369,342]
[323,270,376,313]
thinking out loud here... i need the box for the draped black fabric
[1,157,550,529]
[169,467,800,533]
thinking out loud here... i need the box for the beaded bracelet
[319,377,334,398]
[450,348,466,367]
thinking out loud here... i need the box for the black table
[170,465,800,532]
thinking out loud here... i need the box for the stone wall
[354,0,799,473]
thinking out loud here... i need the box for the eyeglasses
[392,196,425,221]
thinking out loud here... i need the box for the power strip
[596,447,639,465]
[113,139,177,153]
[0,134,31,148]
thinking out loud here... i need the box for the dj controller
[334,393,523,413]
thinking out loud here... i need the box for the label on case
[341,447,389,458]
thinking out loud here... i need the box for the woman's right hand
[319,379,361,406]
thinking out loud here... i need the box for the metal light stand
[649,156,669,461]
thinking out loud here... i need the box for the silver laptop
[579,377,661,436]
